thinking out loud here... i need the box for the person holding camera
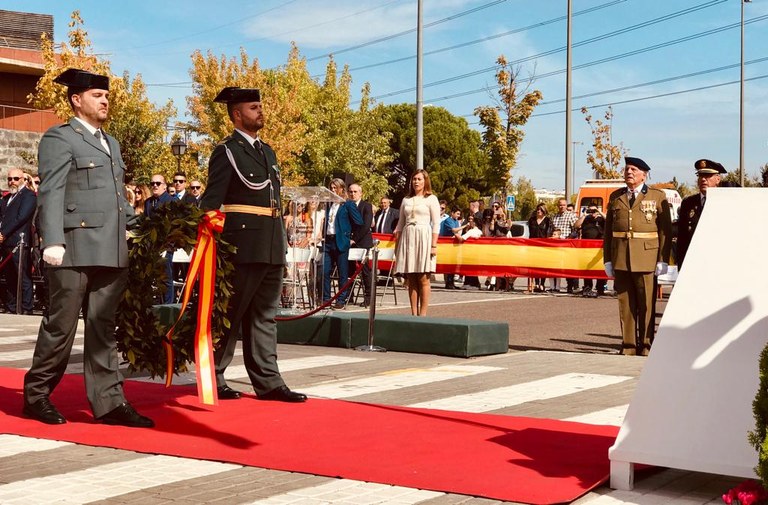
[575,206,607,297]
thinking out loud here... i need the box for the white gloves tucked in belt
[43,245,65,266]
[604,261,615,278]
[655,262,668,276]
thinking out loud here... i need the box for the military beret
[214,87,261,104]
[694,159,727,175]
[53,68,109,90]
[625,156,651,172]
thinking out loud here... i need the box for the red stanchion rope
[275,260,365,322]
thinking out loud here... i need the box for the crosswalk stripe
[0,334,84,345]
[300,365,503,399]
[565,404,629,426]
[244,479,444,504]
[0,344,83,362]
[127,355,373,385]
[409,373,632,412]
[0,435,71,457]
[0,454,240,504]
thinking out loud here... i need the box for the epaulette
[216,135,234,146]
[608,187,625,202]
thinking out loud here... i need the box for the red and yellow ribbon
[373,233,608,279]
[164,210,225,405]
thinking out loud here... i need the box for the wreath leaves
[116,202,235,379]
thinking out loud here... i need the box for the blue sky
[8,0,768,191]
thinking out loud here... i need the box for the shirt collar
[73,117,100,137]
[235,128,260,147]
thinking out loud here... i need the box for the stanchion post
[356,240,385,352]
[16,232,25,315]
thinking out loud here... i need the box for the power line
[306,0,508,62]
[529,73,768,118]
[108,0,300,52]
[329,0,626,75]
[366,0,728,102]
[435,14,768,110]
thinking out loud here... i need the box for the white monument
[610,188,768,489]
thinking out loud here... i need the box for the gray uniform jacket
[37,118,132,268]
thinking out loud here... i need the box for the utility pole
[565,0,573,201]
[416,0,424,172]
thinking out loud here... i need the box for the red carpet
[0,367,617,504]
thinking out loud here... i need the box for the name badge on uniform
[641,200,657,222]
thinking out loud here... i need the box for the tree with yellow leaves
[187,45,392,199]
[474,55,542,194]
[581,106,626,180]
[28,11,180,184]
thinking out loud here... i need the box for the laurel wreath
[115,202,235,378]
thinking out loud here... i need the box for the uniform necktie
[628,191,635,207]
[94,129,110,154]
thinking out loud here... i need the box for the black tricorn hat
[53,68,109,90]
[214,87,261,104]
[625,156,651,172]
[694,159,727,175]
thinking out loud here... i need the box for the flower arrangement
[722,480,768,505]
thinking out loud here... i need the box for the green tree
[581,106,626,179]
[28,11,177,183]
[474,55,542,193]
[378,104,489,209]
[507,176,537,221]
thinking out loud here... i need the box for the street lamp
[171,138,187,172]
[739,0,751,187]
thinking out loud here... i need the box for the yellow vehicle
[576,179,681,222]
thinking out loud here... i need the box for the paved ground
[0,281,739,504]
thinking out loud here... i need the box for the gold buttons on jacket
[80,221,86,227]
[89,162,95,167]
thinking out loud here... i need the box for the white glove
[604,261,615,278]
[43,245,65,266]
[655,262,668,276]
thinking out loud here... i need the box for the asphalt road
[349,276,669,355]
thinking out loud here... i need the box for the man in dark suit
[0,168,37,314]
[322,179,363,310]
[23,68,153,427]
[603,156,672,356]
[187,180,204,207]
[348,183,373,307]
[676,159,726,270]
[200,86,306,403]
[373,196,399,235]
[145,174,175,304]
[171,171,199,206]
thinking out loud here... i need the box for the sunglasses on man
[190,185,201,190]
[173,179,186,184]
[150,181,164,187]
[7,177,21,182]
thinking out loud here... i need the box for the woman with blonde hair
[393,169,441,316]
[133,184,150,215]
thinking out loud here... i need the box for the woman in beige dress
[393,169,441,316]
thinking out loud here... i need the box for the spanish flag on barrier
[372,234,608,279]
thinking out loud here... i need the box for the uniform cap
[625,156,651,172]
[214,87,261,104]
[694,159,727,175]
[53,68,109,90]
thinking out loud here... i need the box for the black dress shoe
[217,385,241,400]
[97,402,154,428]
[331,303,346,310]
[23,398,66,425]
[258,385,307,403]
